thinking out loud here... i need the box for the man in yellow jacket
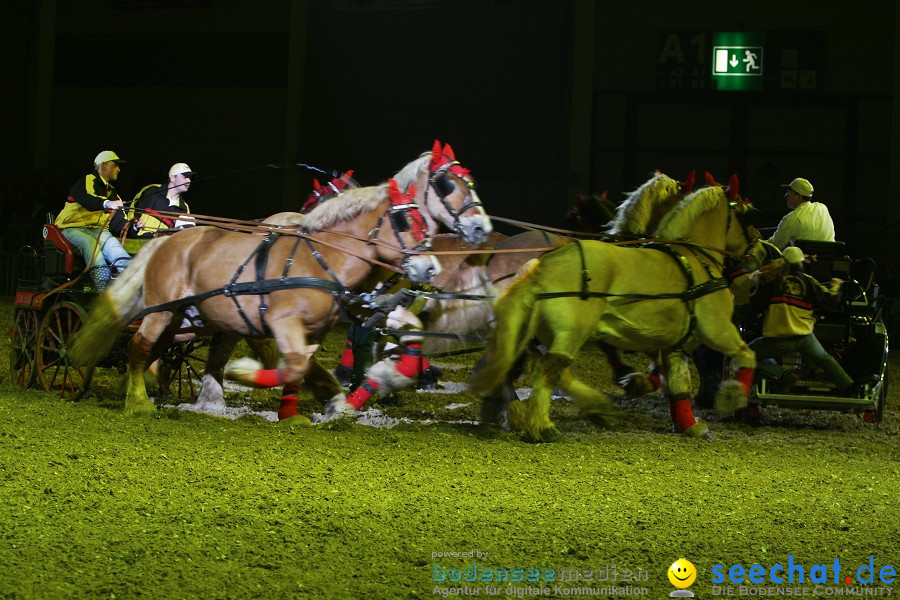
[54,150,132,290]
[748,245,853,394]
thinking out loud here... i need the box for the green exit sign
[711,32,765,91]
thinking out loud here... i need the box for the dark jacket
[126,183,191,238]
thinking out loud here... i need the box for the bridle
[372,180,434,278]
[725,199,766,277]
[425,159,484,236]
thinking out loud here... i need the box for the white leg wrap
[368,359,415,394]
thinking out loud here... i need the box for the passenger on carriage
[54,150,132,290]
[747,245,854,394]
[767,177,836,250]
[124,162,197,238]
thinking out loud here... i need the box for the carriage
[741,239,890,423]
[8,220,205,401]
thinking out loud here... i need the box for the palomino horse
[71,178,440,420]
[469,180,759,442]
[423,170,693,355]
[192,141,494,415]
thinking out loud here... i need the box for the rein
[127,207,410,275]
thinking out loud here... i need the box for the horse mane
[298,185,386,231]
[608,172,682,236]
[391,152,431,190]
[654,185,723,239]
[278,152,430,231]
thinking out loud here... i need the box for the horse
[422,170,693,356]
[469,179,759,442]
[70,178,441,422]
[162,140,491,414]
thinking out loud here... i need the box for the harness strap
[252,232,281,337]
[228,238,265,336]
[131,277,347,323]
[535,242,729,350]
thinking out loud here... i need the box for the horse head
[406,140,492,245]
[609,170,691,237]
[564,192,616,232]
[384,178,441,284]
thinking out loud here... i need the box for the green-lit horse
[470,179,759,442]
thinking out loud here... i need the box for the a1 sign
[712,46,764,76]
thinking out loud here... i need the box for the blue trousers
[61,227,131,290]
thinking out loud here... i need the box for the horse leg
[302,355,351,416]
[618,352,663,398]
[224,321,318,425]
[598,340,635,382]
[474,353,524,429]
[194,331,239,413]
[334,328,357,386]
[345,307,425,410]
[124,313,177,416]
[240,337,280,369]
[698,323,756,413]
[662,350,711,440]
[558,366,616,427]
[521,353,568,443]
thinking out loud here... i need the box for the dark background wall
[4,0,900,281]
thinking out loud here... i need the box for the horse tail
[469,259,541,397]
[70,236,168,367]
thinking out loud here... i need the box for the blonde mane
[281,153,430,231]
[655,185,723,239]
[607,172,683,236]
[391,152,431,190]
[298,185,387,231]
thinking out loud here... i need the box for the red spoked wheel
[36,301,94,400]
[10,309,39,389]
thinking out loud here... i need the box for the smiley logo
[668,558,697,588]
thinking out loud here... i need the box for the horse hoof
[581,402,617,428]
[713,380,747,414]
[333,365,354,387]
[418,365,443,390]
[278,415,312,427]
[124,401,156,417]
[683,421,713,440]
[506,399,527,431]
[620,373,655,398]
[540,426,562,442]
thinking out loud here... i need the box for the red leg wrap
[736,367,754,397]
[347,380,378,410]
[421,357,431,371]
[338,341,354,368]
[278,384,300,421]
[669,392,697,431]
[253,368,285,388]
[647,370,662,391]
[395,343,424,378]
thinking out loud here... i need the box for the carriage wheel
[36,301,94,401]
[156,339,208,401]
[10,309,39,389]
